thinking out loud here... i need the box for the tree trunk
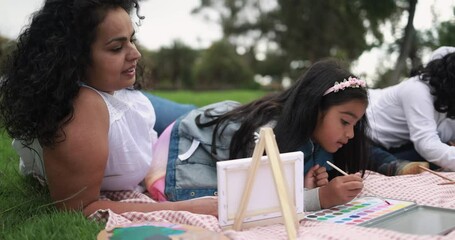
[389,0,418,85]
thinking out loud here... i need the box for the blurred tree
[137,44,158,89]
[375,4,454,88]
[372,68,394,89]
[388,0,418,85]
[192,40,255,89]
[0,35,9,55]
[155,41,198,89]
[193,0,400,82]
[421,7,455,50]
[435,21,455,47]
[0,35,16,74]
[254,51,288,82]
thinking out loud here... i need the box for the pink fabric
[90,171,455,239]
[149,177,166,201]
[144,122,174,201]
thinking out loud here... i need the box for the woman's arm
[83,197,218,217]
[43,88,218,217]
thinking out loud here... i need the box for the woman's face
[312,99,366,153]
[85,7,141,94]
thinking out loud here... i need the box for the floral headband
[323,76,366,96]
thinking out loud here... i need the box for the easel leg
[232,128,299,239]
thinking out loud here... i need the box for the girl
[368,46,455,174]
[146,59,370,210]
[0,0,216,216]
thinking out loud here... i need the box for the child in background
[367,46,455,175]
[146,59,370,211]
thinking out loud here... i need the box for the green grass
[149,89,269,107]
[0,90,267,240]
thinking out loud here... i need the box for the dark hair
[0,0,143,146]
[201,59,370,175]
[412,52,455,118]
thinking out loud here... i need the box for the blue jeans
[369,145,399,171]
[370,143,438,173]
[142,91,196,136]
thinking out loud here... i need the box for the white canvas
[216,151,304,228]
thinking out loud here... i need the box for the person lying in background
[367,46,455,175]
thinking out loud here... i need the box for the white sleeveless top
[92,87,158,192]
[14,87,158,192]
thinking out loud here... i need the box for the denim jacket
[165,101,242,201]
[164,101,333,201]
[299,140,333,176]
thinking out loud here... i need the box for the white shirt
[94,88,158,192]
[367,77,455,170]
[15,87,158,192]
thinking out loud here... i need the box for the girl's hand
[318,174,363,209]
[304,164,329,189]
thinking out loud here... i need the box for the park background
[1,0,455,90]
[1,0,455,239]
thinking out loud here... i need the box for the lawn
[0,90,268,240]
[150,89,268,107]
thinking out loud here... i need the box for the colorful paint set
[304,196,416,225]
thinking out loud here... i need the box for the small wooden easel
[232,127,299,239]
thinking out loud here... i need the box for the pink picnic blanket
[89,171,455,239]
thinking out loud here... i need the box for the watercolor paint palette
[304,196,416,226]
[305,196,455,235]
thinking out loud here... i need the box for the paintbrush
[418,165,455,184]
[438,181,455,185]
[326,161,391,205]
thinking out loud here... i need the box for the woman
[0,0,216,217]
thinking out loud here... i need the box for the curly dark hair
[412,52,455,119]
[199,59,370,175]
[0,0,143,147]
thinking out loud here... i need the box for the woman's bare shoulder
[75,87,107,109]
[43,87,110,210]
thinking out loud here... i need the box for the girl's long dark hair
[412,52,455,118]
[0,0,143,147]
[199,59,370,175]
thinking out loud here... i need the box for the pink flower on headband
[323,76,366,96]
